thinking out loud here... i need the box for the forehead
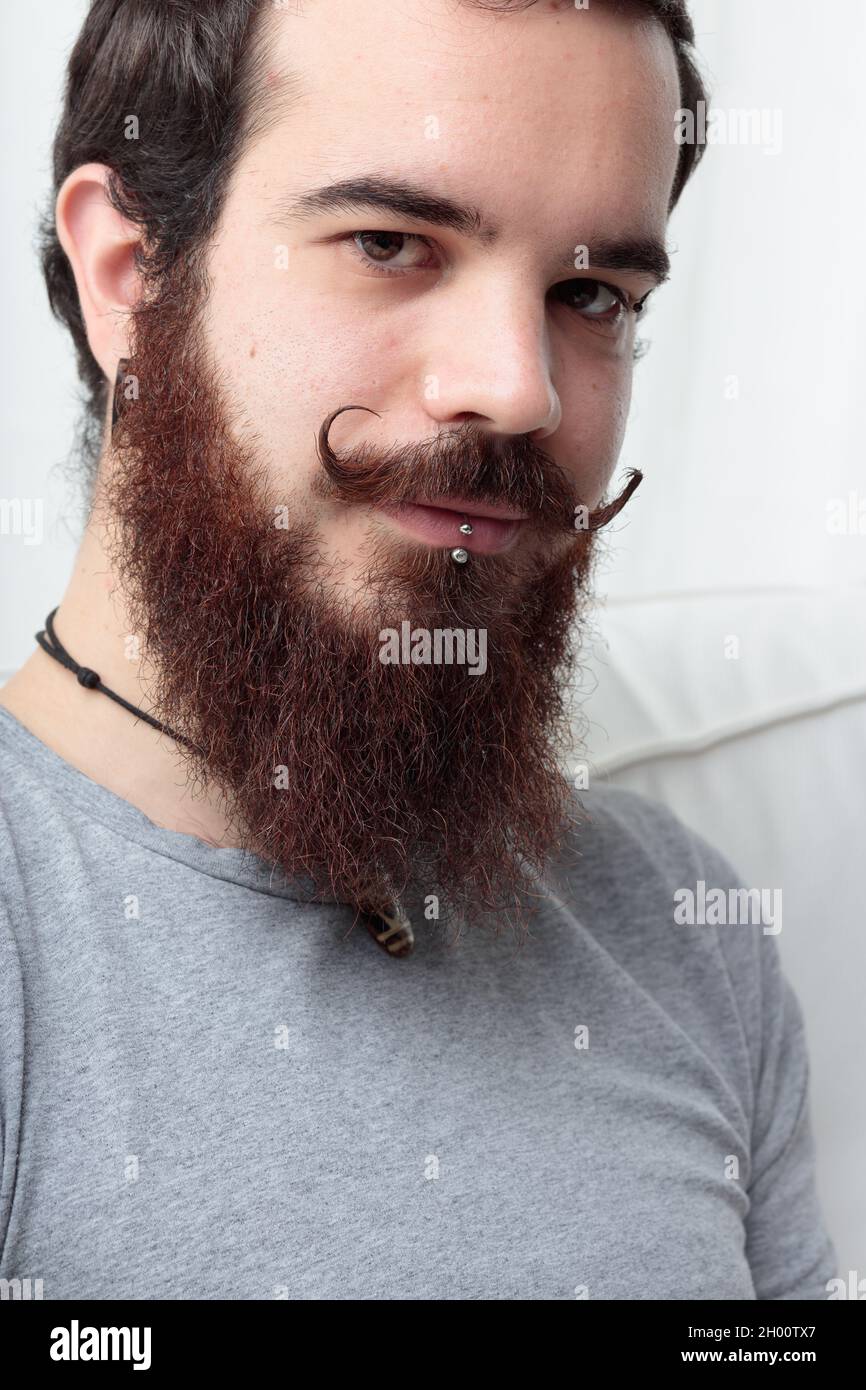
[246,0,680,240]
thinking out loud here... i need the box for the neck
[0,505,241,849]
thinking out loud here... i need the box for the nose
[423,281,562,441]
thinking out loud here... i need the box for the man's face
[103,0,681,936]
[202,0,679,596]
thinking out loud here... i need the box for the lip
[375,499,528,554]
[421,495,529,522]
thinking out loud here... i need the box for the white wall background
[608,0,866,600]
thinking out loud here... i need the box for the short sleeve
[0,883,25,1265]
[676,813,839,1300]
[743,929,838,1298]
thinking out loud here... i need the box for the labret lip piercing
[449,515,473,563]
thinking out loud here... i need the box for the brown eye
[356,231,407,261]
[350,231,434,274]
[555,278,627,322]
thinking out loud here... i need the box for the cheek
[201,265,400,494]
[560,360,633,506]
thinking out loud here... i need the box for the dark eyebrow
[577,234,671,288]
[278,174,490,241]
[274,174,672,287]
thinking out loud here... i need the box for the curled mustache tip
[316,405,382,467]
[587,467,644,531]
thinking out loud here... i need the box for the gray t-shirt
[0,704,836,1300]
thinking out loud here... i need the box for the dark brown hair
[41,0,708,486]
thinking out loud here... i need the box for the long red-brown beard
[102,258,634,941]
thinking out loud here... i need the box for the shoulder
[550,780,780,1098]
[0,831,25,1261]
[557,782,837,1296]
[554,778,752,925]
[564,779,736,883]
[0,704,83,921]
[0,708,40,1248]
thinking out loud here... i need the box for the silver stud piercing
[458,521,474,535]
[450,548,469,564]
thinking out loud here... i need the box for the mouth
[374,496,529,555]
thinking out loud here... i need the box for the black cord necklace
[34,607,415,956]
[35,607,200,753]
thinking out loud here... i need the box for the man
[0,0,836,1299]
